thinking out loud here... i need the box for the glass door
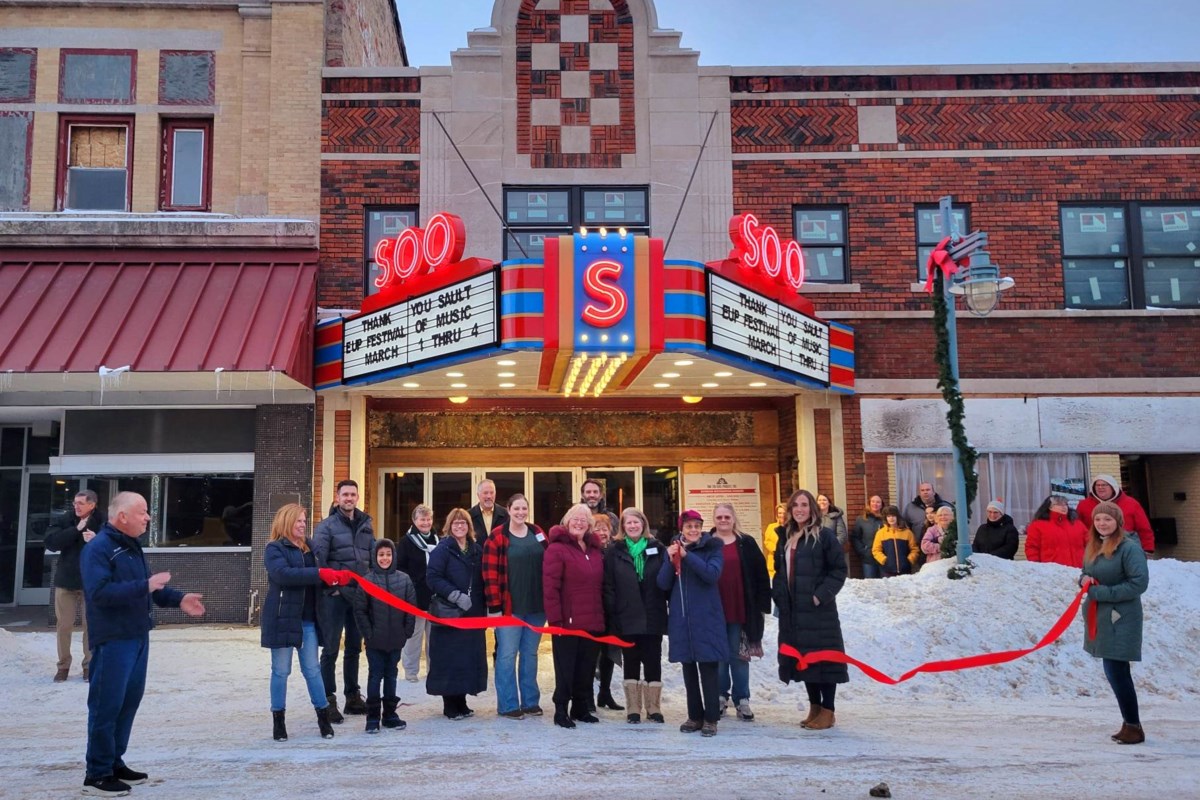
[583,468,637,516]
[483,470,526,510]
[531,469,576,530]
[380,469,426,542]
[430,471,473,532]
[20,470,74,604]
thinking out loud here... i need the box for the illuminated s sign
[581,260,628,327]
[373,212,466,291]
[728,213,806,293]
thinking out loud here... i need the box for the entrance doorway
[376,465,679,542]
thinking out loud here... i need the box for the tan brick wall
[1,2,321,219]
[1088,453,1121,486]
[1148,455,1200,562]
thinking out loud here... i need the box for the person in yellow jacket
[871,506,919,577]
[761,502,787,579]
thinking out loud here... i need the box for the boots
[623,680,642,724]
[315,705,336,739]
[644,681,664,723]
[805,706,836,730]
[325,695,344,725]
[553,702,576,729]
[570,699,599,723]
[272,710,287,742]
[343,691,367,715]
[1113,723,1145,745]
[365,698,381,734]
[597,686,624,711]
[801,703,820,727]
[382,697,406,730]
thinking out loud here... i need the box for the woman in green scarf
[602,508,669,724]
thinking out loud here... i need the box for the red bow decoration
[780,583,1088,684]
[923,236,969,293]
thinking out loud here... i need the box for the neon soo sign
[373,212,466,290]
[728,213,806,292]
[581,260,627,327]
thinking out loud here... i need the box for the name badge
[646,547,658,555]
[535,532,546,542]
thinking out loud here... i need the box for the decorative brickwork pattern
[323,100,420,153]
[731,71,1200,95]
[322,76,420,94]
[516,0,635,168]
[732,100,858,152]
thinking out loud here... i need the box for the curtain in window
[986,453,1087,533]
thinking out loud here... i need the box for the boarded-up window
[62,120,131,210]
[60,50,135,104]
[0,48,36,102]
[160,51,214,105]
[0,112,32,209]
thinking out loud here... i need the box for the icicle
[269,366,277,403]
[98,365,130,405]
[0,370,13,392]
[214,367,224,400]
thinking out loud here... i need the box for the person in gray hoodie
[353,538,416,733]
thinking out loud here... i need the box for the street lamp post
[934,195,1015,566]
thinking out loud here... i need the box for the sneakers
[520,705,544,716]
[701,720,718,737]
[718,696,730,715]
[405,675,420,683]
[82,776,130,797]
[54,668,69,683]
[499,709,526,720]
[112,766,147,785]
[736,700,755,721]
[679,718,702,733]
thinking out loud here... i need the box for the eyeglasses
[450,520,469,528]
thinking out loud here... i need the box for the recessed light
[653,382,670,388]
[498,372,515,378]
[714,371,733,378]
[499,382,516,389]
[446,372,464,378]
[448,396,469,404]
[682,396,703,404]
[701,382,719,388]
[674,360,693,366]
[662,372,680,378]
[451,382,468,389]
[749,381,767,387]
[402,382,420,388]
[497,360,516,366]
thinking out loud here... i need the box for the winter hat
[1091,474,1120,497]
[1090,501,1124,528]
[678,509,704,527]
[986,499,1005,514]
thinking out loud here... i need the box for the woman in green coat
[1080,501,1149,745]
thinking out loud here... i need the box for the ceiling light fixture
[682,396,703,404]
[448,396,469,404]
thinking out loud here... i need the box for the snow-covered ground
[3,555,1198,799]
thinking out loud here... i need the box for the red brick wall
[323,100,420,153]
[334,410,351,484]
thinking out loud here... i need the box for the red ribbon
[780,585,1088,684]
[923,236,969,293]
[334,572,633,648]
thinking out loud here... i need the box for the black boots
[365,699,381,734]
[553,702,576,729]
[315,705,336,739]
[324,695,344,724]
[272,710,287,742]
[344,691,367,715]
[596,688,624,711]
[570,699,599,724]
[382,697,406,730]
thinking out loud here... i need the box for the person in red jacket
[1025,495,1089,567]
[542,503,606,729]
[1076,475,1155,554]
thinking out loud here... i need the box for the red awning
[0,249,317,386]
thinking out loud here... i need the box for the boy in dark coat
[353,539,416,732]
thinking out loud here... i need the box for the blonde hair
[784,489,822,542]
[270,503,309,552]
[713,502,745,536]
[442,507,474,542]
[560,503,594,531]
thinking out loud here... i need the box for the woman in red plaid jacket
[482,494,548,720]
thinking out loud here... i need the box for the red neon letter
[760,225,782,280]
[423,212,465,270]
[581,260,628,328]
[730,214,763,271]
[783,239,805,292]
[373,237,395,289]
[395,227,424,281]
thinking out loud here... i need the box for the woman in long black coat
[774,488,848,731]
[425,507,487,720]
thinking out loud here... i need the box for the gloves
[448,590,472,612]
[319,568,355,586]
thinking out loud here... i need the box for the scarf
[407,529,438,564]
[625,535,649,580]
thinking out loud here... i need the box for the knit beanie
[1090,501,1124,528]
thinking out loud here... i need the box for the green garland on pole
[931,268,979,512]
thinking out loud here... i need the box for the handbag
[738,629,764,662]
[428,594,464,619]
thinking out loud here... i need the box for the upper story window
[364,207,418,295]
[793,206,848,283]
[503,186,649,260]
[916,204,969,281]
[57,114,134,211]
[0,48,37,102]
[1061,203,1200,309]
[159,51,214,105]
[59,50,135,105]
[160,118,212,211]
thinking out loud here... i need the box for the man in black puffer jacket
[312,479,376,720]
[352,538,416,732]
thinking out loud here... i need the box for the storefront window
[160,475,254,547]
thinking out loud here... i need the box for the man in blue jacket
[80,492,205,797]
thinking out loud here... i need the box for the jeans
[270,621,327,711]
[805,681,837,712]
[622,634,663,682]
[400,616,428,679]
[55,588,90,671]
[494,612,544,713]
[717,622,751,704]
[1103,658,1140,725]
[86,636,148,780]
[365,648,402,703]
[551,634,598,707]
[860,559,881,579]
[681,661,720,723]
[319,591,362,698]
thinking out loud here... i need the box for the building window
[503,186,650,260]
[59,49,135,104]
[57,115,134,211]
[0,48,37,102]
[793,206,848,282]
[916,204,969,281]
[160,118,212,211]
[1061,203,1199,309]
[364,207,418,295]
[0,111,33,210]
[159,51,214,105]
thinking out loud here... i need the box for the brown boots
[802,706,836,730]
[1112,723,1145,745]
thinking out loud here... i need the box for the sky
[4,555,1198,797]
[395,0,1200,68]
